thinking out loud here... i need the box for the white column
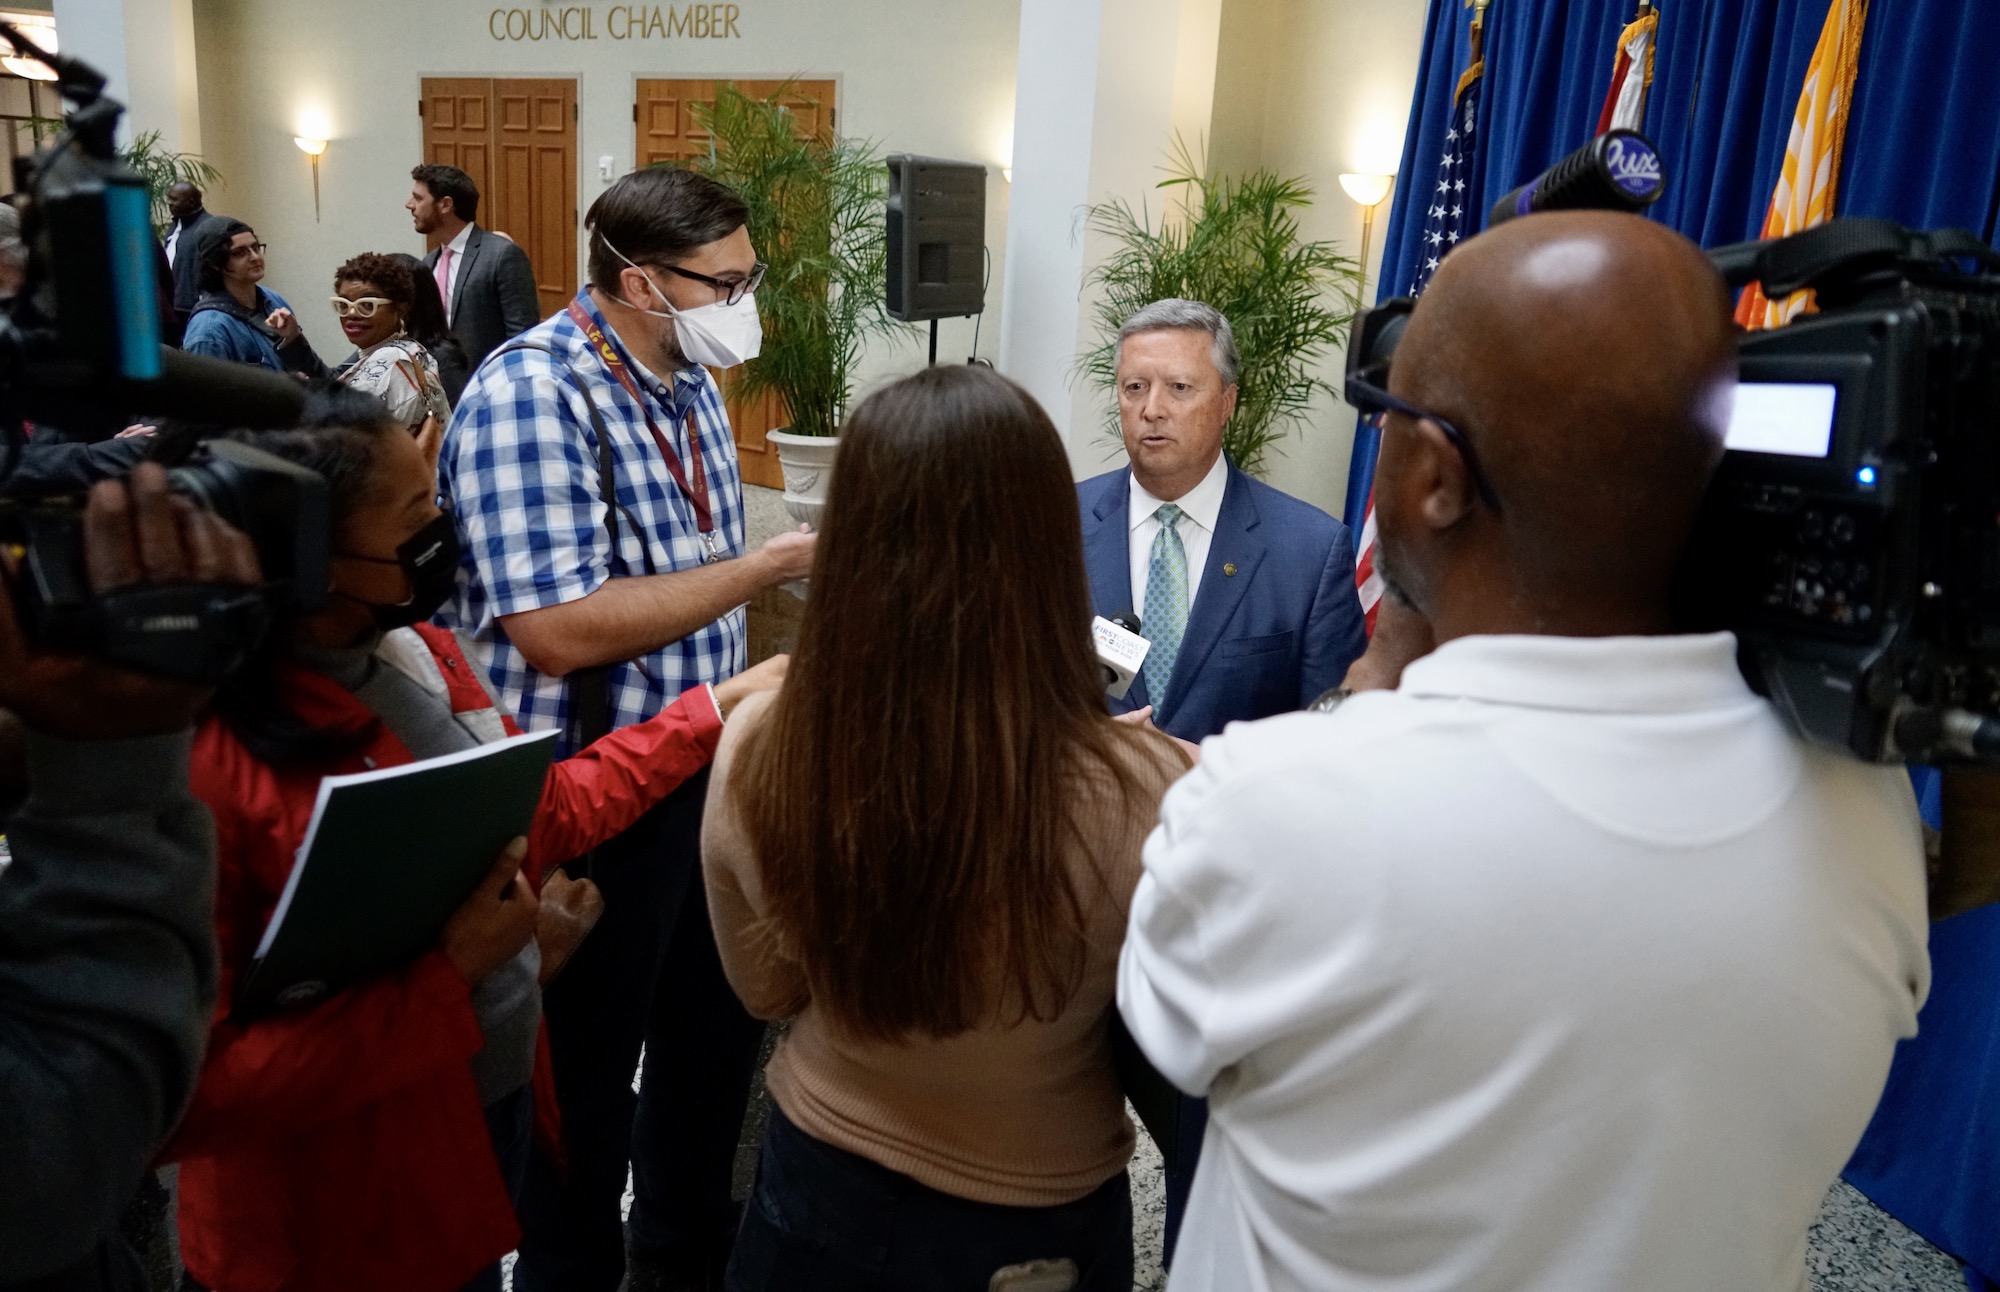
[997,0,1226,475]
[50,0,202,152]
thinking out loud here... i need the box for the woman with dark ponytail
[161,384,785,1292]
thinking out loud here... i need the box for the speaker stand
[928,318,940,367]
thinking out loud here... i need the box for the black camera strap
[1731,218,2000,297]
[490,341,621,751]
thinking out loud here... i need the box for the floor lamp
[1339,173,1396,297]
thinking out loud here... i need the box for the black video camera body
[1346,122,2000,766]
[1681,222,2000,764]
[0,26,320,683]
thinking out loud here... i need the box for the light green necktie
[1142,503,1188,703]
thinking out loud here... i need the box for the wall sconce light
[294,136,328,222]
[0,20,60,81]
[1338,172,1396,293]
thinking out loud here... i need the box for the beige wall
[185,0,1020,393]
[1206,0,1426,517]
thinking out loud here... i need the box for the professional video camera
[1347,132,2000,766]
[0,24,321,682]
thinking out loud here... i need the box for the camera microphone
[1489,129,1665,227]
[136,347,308,428]
[1095,611,1150,701]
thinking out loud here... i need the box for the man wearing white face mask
[438,165,817,1292]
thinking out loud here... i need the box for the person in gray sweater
[0,461,258,1290]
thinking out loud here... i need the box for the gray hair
[1117,298,1240,388]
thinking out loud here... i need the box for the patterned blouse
[334,337,452,429]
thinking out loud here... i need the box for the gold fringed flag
[1735,0,1871,329]
[1595,2,1659,135]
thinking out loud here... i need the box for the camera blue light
[1857,466,1878,485]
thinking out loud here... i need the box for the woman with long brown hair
[703,365,1189,1291]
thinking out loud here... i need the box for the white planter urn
[766,428,840,529]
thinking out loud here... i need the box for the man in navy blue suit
[1079,298,1367,740]
[1079,298,1367,1261]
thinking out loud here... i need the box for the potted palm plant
[1080,142,1364,478]
[684,83,906,526]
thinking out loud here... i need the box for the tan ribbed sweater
[700,691,1188,1207]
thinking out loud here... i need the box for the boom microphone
[133,347,309,428]
[1489,129,1665,227]
[14,344,308,435]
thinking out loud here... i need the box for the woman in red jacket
[160,385,784,1292]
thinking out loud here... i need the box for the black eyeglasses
[1343,367,1504,513]
[658,261,767,307]
[229,241,269,259]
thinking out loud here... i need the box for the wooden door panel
[633,78,837,489]
[490,78,577,320]
[422,78,495,252]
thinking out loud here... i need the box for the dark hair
[388,251,468,365]
[729,365,1155,1041]
[332,251,416,312]
[196,218,254,294]
[585,166,748,293]
[412,163,479,223]
[210,384,405,766]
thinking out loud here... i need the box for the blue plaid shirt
[437,292,747,756]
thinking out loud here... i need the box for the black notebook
[234,729,559,1018]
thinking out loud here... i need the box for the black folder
[234,729,558,1017]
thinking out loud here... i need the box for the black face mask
[338,512,462,630]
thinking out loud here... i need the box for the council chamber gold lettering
[487,4,743,40]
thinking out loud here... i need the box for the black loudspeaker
[886,154,986,321]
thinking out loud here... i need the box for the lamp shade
[293,137,328,156]
[1339,172,1395,208]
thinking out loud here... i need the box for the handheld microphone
[1094,611,1150,701]
[1488,129,1665,227]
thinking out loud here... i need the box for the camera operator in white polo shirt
[1117,210,1931,1292]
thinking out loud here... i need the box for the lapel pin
[1223,562,1238,577]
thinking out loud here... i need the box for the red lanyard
[566,299,721,557]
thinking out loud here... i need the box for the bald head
[166,182,202,222]
[1375,210,1735,638]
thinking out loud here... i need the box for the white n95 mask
[602,234,763,369]
[665,293,763,369]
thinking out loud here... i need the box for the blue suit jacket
[1079,463,1368,741]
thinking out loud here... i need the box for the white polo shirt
[1119,632,1930,1292]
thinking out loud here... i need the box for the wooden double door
[635,79,837,491]
[420,78,578,319]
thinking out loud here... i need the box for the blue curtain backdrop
[1362,2,2000,1282]
[1375,0,2000,313]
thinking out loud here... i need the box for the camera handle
[1710,219,2000,296]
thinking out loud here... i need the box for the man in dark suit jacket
[407,163,543,371]
[1079,297,1367,1266]
[1079,298,1367,743]
[164,182,223,323]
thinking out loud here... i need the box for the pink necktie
[434,247,454,321]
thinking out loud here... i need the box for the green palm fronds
[681,83,906,437]
[1080,140,1362,477]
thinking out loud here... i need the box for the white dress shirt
[437,222,475,324]
[1129,451,1229,619]
[1120,632,1930,1292]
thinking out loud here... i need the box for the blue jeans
[727,1104,1133,1292]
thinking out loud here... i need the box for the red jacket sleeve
[164,731,487,1160]
[525,687,725,870]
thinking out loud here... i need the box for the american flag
[1355,53,1485,632]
